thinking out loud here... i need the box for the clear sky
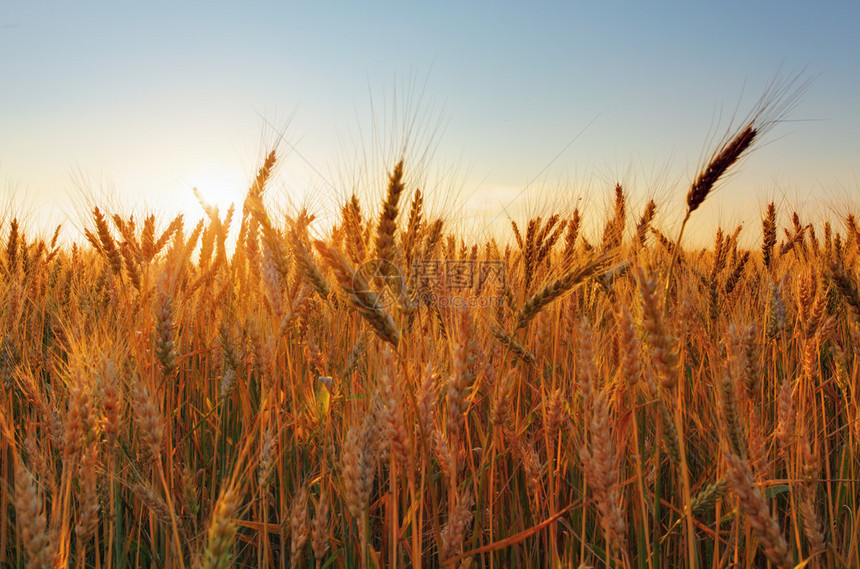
[2,1,859,244]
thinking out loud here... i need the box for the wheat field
[1,114,859,569]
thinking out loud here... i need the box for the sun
[183,162,247,220]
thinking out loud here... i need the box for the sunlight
[183,162,246,219]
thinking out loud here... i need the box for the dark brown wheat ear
[664,71,810,297]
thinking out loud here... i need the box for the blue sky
[2,1,858,243]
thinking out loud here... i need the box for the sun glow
[182,162,247,220]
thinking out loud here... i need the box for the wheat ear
[724,452,792,569]
[313,240,400,346]
[514,253,608,331]
[439,490,474,562]
[14,462,54,569]
[373,161,405,269]
[201,486,241,569]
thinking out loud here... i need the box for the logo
[348,258,507,311]
[353,259,406,309]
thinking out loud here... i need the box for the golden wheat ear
[13,461,54,569]
[200,486,241,568]
[724,452,793,569]
[373,160,405,268]
[313,239,401,346]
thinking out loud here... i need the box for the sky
[2,1,859,245]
